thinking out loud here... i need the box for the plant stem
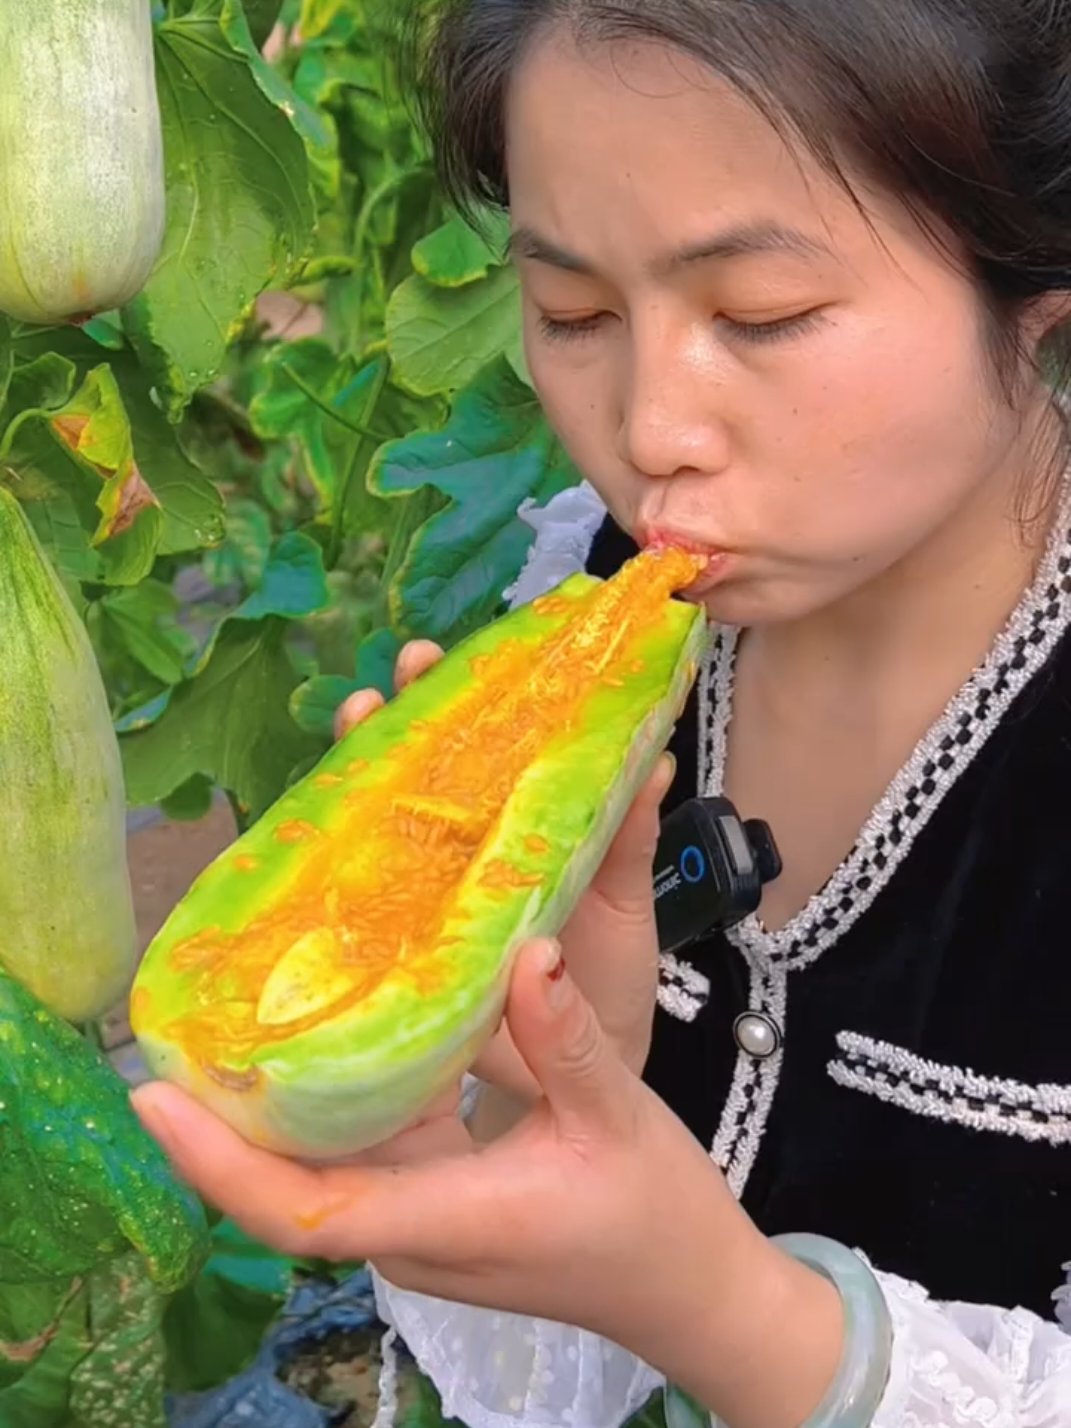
[327,358,390,571]
[226,789,251,837]
[277,362,380,441]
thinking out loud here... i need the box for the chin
[695,578,831,627]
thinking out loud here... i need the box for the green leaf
[116,364,226,557]
[289,673,356,737]
[93,581,197,686]
[163,1218,291,1393]
[0,971,209,1290]
[9,329,225,556]
[627,1393,669,1428]
[160,774,216,822]
[298,0,350,36]
[124,0,316,417]
[0,1256,174,1428]
[0,1281,82,1393]
[411,211,511,288]
[1,366,164,586]
[196,1217,293,1298]
[123,621,323,818]
[120,533,330,816]
[236,529,330,620]
[5,353,77,415]
[79,315,127,354]
[248,340,389,513]
[0,1280,88,1426]
[218,1,333,161]
[201,496,274,590]
[68,1254,168,1428]
[242,0,286,47]
[353,624,402,698]
[369,358,579,646]
[297,567,386,678]
[386,266,521,397]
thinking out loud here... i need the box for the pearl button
[733,1011,783,1059]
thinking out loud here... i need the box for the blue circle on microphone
[680,845,706,883]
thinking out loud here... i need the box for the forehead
[502,30,902,272]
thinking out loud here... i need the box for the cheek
[526,341,614,461]
[764,302,1000,523]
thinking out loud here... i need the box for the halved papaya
[131,547,708,1160]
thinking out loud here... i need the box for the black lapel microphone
[653,796,782,954]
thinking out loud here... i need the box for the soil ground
[103,801,238,1073]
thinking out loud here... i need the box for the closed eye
[718,309,824,344]
[537,312,609,343]
[536,307,825,345]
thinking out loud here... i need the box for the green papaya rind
[0,487,138,1022]
[133,574,707,1160]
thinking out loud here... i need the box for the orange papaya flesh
[131,546,708,1160]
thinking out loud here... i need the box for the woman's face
[505,33,1046,623]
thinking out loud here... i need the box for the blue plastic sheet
[169,1268,381,1428]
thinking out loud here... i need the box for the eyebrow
[508,221,833,274]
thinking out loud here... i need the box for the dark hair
[407,0,1071,408]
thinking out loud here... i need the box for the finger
[393,639,444,693]
[505,939,636,1142]
[587,752,675,915]
[132,1082,492,1265]
[133,1082,366,1256]
[334,687,385,741]
[470,1023,542,1102]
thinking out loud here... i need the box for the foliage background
[0,0,583,1422]
[3,0,579,831]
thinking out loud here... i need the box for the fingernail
[540,939,568,1008]
[659,752,677,794]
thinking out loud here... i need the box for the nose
[616,316,732,480]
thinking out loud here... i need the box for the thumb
[504,938,636,1138]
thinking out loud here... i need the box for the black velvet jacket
[586,513,1071,1321]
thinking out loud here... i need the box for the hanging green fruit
[0,0,166,325]
[0,485,139,1022]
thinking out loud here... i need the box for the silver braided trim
[828,1032,1071,1147]
[656,952,711,1023]
[709,964,786,1195]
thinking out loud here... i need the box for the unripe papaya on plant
[0,0,166,325]
[132,547,709,1161]
[0,487,139,1022]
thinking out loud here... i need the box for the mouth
[637,523,732,597]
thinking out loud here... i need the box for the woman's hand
[334,638,674,1106]
[133,941,841,1428]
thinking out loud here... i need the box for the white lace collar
[699,500,1071,973]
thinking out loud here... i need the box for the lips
[637,522,725,560]
[677,553,732,597]
[635,523,732,598]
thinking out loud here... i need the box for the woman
[133,1,1071,1424]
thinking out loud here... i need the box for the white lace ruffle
[373,1265,1071,1428]
[504,481,608,611]
[372,1273,662,1428]
[872,1267,1071,1427]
